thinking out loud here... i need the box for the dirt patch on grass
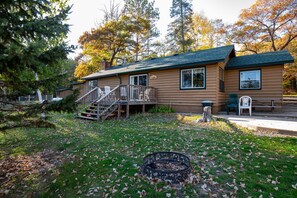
[0,149,67,196]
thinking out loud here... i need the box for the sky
[67,0,257,58]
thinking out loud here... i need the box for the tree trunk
[35,73,42,103]
[196,106,216,123]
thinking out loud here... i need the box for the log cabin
[71,45,294,120]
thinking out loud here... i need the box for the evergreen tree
[123,0,160,60]
[0,0,72,99]
[167,0,193,53]
[0,0,75,129]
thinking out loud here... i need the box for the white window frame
[239,69,261,90]
[180,67,205,89]
[88,80,98,90]
[129,74,148,86]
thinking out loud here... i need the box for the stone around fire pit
[141,152,191,183]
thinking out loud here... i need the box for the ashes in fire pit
[141,152,191,183]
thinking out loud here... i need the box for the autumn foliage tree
[75,0,159,78]
[74,15,135,78]
[190,13,227,50]
[230,0,297,53]
[284,40,297,92]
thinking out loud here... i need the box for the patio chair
[120,86,127,100]
[239,96,252,116]
[226,93,239,115]
[144,88,151,101]
[97,88,104,98]
[104,86,111,95]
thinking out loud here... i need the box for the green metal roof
[71,81,84,85]
[83,45,235,80]
[57,87,71,92]
[226,50,294,70]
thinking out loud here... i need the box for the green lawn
[0,113,296,197]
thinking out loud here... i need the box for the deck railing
[95,84,157,113]
[95,86,120,120]
[76,85,157,120]
[96,86,120,105]
[75,87,102,114]
[119,85,157,102]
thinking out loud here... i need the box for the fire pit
[141,152,191,183]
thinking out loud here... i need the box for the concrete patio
[217,113,297,137]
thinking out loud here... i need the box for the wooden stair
[76,86,121,121]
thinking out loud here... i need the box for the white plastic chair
[104,86,111,95]
[97,88,104,98]
[239,96,252,116]
[120,86,127,100]
[120,86,127,96]
[144,88,151,101]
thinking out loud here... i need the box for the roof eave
[83,59,225,80]
[226,59,295,70]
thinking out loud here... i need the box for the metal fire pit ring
[141,152,191,183]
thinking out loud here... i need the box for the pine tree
[0,0,74,129]
[167,0,193,53]
[0,0,72,99]
[123,0,160,60]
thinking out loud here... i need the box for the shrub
[0,111,4,120]
[148,105,175,113]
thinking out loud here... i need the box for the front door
[129,74,148,100]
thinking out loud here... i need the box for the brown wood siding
[98,76,120,89]
[57,89,72,98]
[121,74,129,85]
[225,65,283,102]
[82,82,89,96]
[73,83,87,98]
[83,74,128,93]
[83,63,223,113]
[217,62,228,111]
[147,64,219,113]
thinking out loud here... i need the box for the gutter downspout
[116,74,122,85]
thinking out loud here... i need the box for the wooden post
[142,104,145,113]
[126,104,129,118]
[126,85,130,119]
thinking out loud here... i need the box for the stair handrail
[75,87,98,103]
[96,85,120,103]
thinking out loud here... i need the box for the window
[219,67,224,92]
[129,74,148,100]
[129,74,148,86]
[88,80,98,90]
[181,67,205,89]
[239,69,261,90]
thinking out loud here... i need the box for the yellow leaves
[233,0,297,53]
[74,61,100,78]
[190,12,227,50]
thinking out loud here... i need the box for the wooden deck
[118,100,157,105]
[116,85,157,118]
[76,84,157,120]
